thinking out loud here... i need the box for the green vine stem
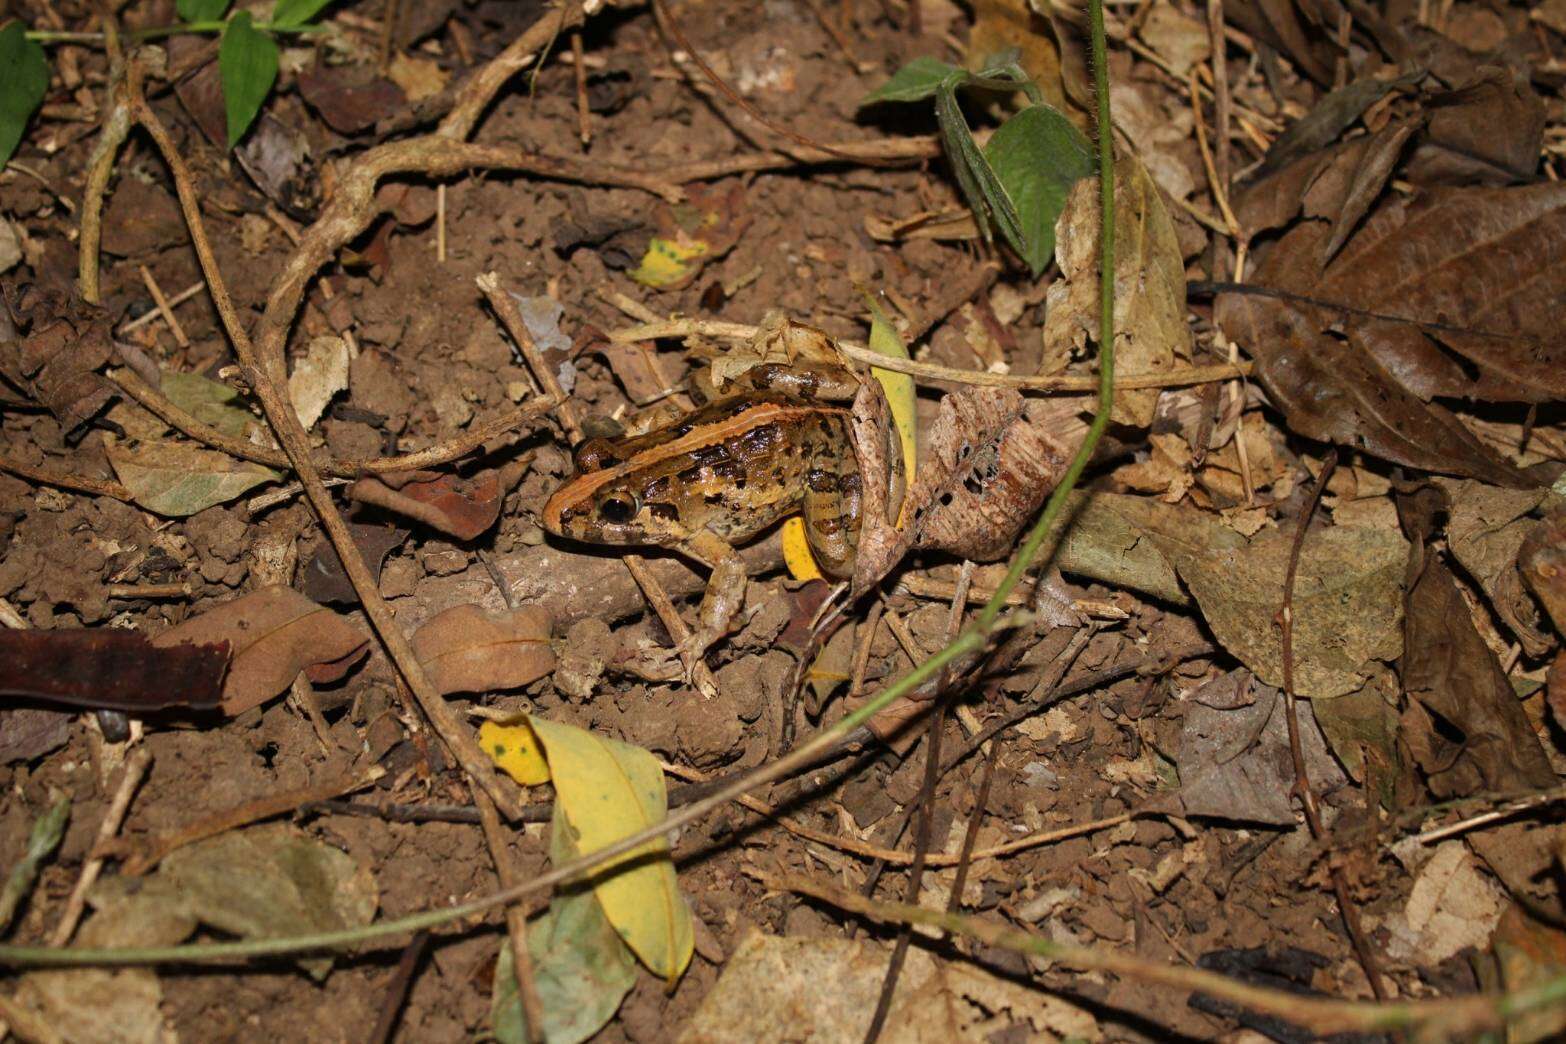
[26,23,330,44]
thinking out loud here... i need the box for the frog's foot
[672,631,722,698]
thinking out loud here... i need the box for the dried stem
[1277,448,1390,1000]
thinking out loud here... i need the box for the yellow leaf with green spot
[630,236,711,289]
[479,720,551,786]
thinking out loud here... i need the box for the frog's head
[541,439,688,549]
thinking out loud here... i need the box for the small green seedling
[861,49,1094,276]
[1,0,337,169]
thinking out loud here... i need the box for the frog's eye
[597,494,639,524]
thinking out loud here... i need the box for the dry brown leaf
[1046,148,1190,427]
[0,284,118,436]
[1386,841,1507,964]
[349,468,503,540]
[1439,478,1550,655]
[1172,524,1407,698]
[681,929,1097,1042]
[152,586,370,715]
[967,0,1071,115]
[410,603,555,695]
[1407,66,1545,185]
[1520,511,1566,639]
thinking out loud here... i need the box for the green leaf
[861,56,964,105]
[160,370,260,438]
[934,81,1022,249]
[492,810,637,1044]
[0,23,50,172]
[219,11,278,149]
[104,437,281,516]
[271,0,335,29]
[526,715,693,982]
[177,0,231,21]
[982,104,1094,276]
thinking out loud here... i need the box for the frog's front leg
[674,529,749,690]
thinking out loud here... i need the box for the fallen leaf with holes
[0,284,118,436]
[288,334,350,431]
[527,715,692,981]
[1172,523,1407,698]
[410,604,554,695]
[152,586,369,715]
[1173,672,1346,825]
[1045,148,1190,427]
[682,929,1098,1042]
[349,468,503,540]
[0,629,228,713]
[1386,841,1506,964]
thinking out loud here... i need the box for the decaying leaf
[350,467,503,540]
[1386,841,1506,964]
[299,521,409,605]
[105,436,283,517]
[904,388,1071,563]
[1490,904,1566,1044]
[1045,147,1190,427]
[153,586,370,714]
[1217,183,1566,485]
[681,929,1098,1042]
[0,629,228,712]
[92,823,378,978]
[1056,491,1245,606]
[159,370,263,439]
[0,284,118,436]
[629,181,750,290]
[287,334,350,430]
[1310,666,1405,809]
[410,604,554,695]
[527,715,693,982]
[1439,478,1550,655]
[1407,65,1544,185]
[1520,511,1566,638]
[967,0,1070,115]
[1174,523,1407,698]
[1173,672,1346,825]
[1401,547,1557,899]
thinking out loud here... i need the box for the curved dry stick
[111,368,560,478]
[123,65,526,820]
[0,454,131,501]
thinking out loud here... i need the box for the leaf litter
[3,0,1566,1040]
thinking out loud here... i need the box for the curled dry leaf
[0,284,118,436]
[0,629,228,712]
[1172,524,1408,699]
[287,334,350,431]
[152,586,370,715]
[350,468,503,540]
[409,604,555,695]
[1045,148,1190,427]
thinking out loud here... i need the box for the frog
[541,317,900,682]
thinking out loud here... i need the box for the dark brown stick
[1277,448,1390,1001]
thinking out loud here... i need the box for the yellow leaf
[526,715,693,982]
[479,721,551,786]
[781,516,824,582]
[630,236,710,289]
[863,295,919,524]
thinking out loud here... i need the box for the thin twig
[475,789,545,1044]
[364,932,427,1044]
[0,454,131,501]
[116,280,204,336]
[49,750,151,946]
[138,265,189,347]
[127,75,526,818]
